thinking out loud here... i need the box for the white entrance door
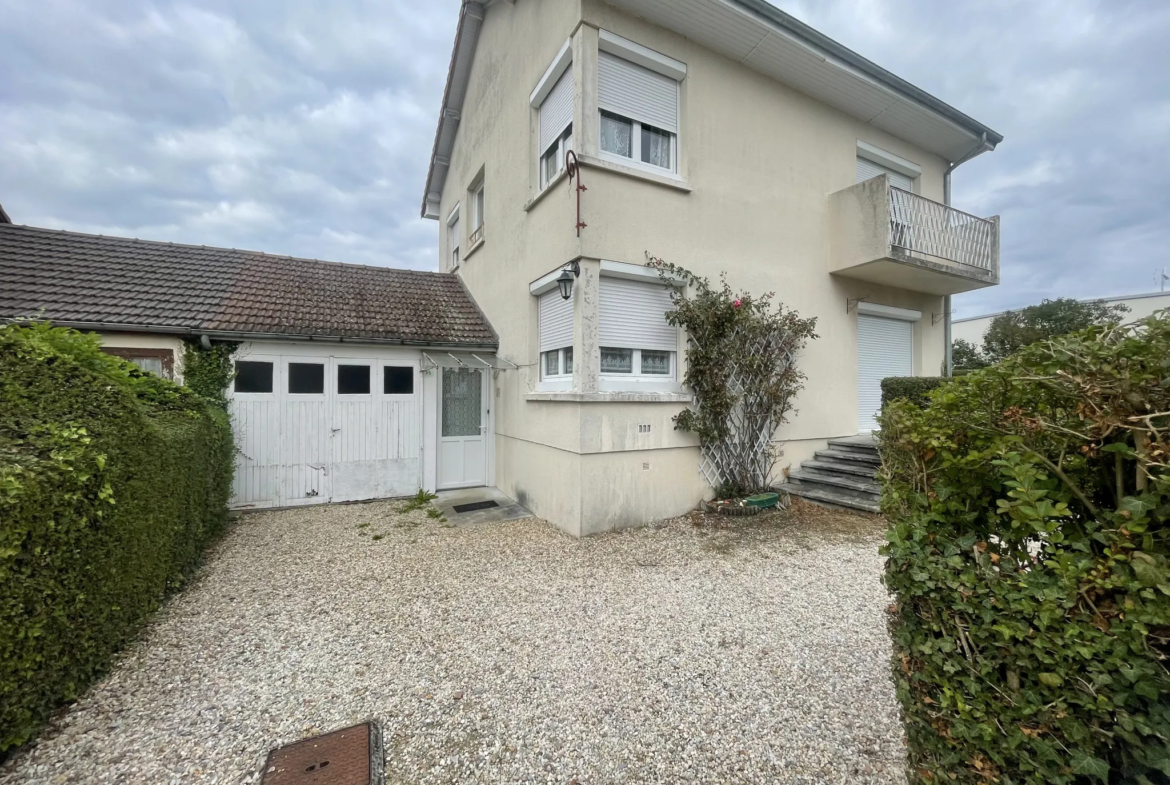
[438,367,487,489]
[857,314,914,432]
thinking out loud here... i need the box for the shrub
[0,323,234,752]
[881,376,947,409]
[647,256,817,496]
[879,315,1170,784]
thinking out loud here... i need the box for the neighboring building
[0,221,500,510]
[952,291,1170,346]
[421,0,1003,532]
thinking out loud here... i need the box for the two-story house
[421,0,1003,535]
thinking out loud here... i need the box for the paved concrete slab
[435,486,532,527]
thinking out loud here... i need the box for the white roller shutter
[857,314,914,432]
[599,276,676,351]
[539,289,574,352]
[540,67,573,153]
[856,156,913,191]
[598,51,678,133]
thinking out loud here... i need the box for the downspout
[942,132,991,376]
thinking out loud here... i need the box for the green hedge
[879,316,1170,783]
[881,376,947,409]
[0,323,234,752]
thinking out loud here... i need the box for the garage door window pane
[337,364,371,395]
[384,366,414,395]
[234,361,273,393]
[288,363,324,394]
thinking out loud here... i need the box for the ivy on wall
[181,339,239,409]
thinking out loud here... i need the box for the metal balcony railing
[888,187,997,273]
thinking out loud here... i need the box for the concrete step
[827,437,880,456]
[788,469,880,498]
[815,449,880,467]
[782,483,881,514]
[801,458,878,479]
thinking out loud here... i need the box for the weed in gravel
[401,489,439,513]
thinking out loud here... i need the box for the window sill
[578,154,692,193]
[464,236,486,261]
[526,391,692,403]
[523,169,570,212]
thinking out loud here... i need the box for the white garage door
[857,314,913,432]
[229,352,422,508]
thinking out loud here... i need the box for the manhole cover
[452,500,500,513]
[261,722,383,785]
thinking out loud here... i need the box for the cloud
[0,0,457,271]
[2,0,1167,309]
[774,0,1170,317]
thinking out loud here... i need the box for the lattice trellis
[696,324,798,494]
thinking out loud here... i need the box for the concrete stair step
[815,449,880,466]
[801,459,878,479]
[827,437,880,456]
[788,469,880,497]
[782,483,881,514]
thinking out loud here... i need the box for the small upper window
[384,366,414,395]
[288,362,324,394]
[234,361,273,393]
[337,364,371,395]
[538,60,574,188]
[470,181,485,245]
[597,49,680,173]
[541,125,573,188]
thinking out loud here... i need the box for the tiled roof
[0,224,497,347]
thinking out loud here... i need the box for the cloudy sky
[2,0,1167,318]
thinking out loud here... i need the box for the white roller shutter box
[598,51,678,133]
[599,277,676,352]
[540,67,573,153]
[856,156,913,191]
[539,289,574,352]
[857,314,913,432]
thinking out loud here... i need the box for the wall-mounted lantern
[557,260,580,301]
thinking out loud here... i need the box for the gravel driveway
[0,499,906,784]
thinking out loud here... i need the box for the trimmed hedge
[0,323,234,752]
[879,316,1170,783]
[881,376,947,409]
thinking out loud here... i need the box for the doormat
[452,500,500,514]
[261,721,383,785]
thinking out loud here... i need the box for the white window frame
[596,31,685,179]
[539,347,574,392]
[446,203,460,270]
[599,347,676,391]
[540,125,573,189]
[470,181,485,245]
[229,354,279,401]
[599,110,677,175]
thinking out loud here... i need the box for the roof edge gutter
[420,2,486,220]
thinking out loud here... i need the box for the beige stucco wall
[96,331,187,383]
[440,0,971,534]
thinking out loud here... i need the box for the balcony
[829,175,999,296]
